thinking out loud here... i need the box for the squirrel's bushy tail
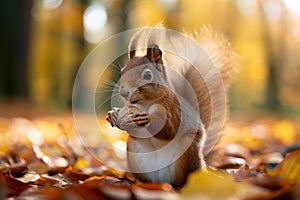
[185,27,238,154]
[190,26,238,88]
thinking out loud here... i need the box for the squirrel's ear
[147,45,162,64]
[129,50,135,59]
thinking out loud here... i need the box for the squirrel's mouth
[130,98,141,104]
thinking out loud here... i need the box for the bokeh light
[43,0,63,10]
[83,2,107,43]
[263,0,283,21]
[235,0,257,17]
[283,0,300,19]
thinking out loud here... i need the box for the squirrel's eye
[143,69,152,80]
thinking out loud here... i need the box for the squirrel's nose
[120,86,129,99]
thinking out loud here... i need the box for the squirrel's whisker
[96,93,120,110]
[116,59,123,71]
[100,79,118,87]
[110,63,122,75]
[94,89,117,93]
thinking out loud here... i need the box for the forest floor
[0,100,300,199]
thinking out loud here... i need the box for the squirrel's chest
[126,137,177,182]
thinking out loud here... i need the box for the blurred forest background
[1,0,300,118]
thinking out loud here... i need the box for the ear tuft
[147,45,163,63]
[129,50,135,59]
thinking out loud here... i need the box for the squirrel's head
[119,44,168,105]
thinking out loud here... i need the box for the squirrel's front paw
[106,107,120,127]
[129,108,151,127]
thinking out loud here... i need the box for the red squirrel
[106,25,237,187]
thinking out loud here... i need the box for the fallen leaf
[268,149,300,184]
[180,169,270,200]
[136,183,174,191]
[0,174,31,197]
[32,144,69,174]
[64,166,92,182]
[131,184,177,200]
[271,120,296,145]
[206,144,249,172]
[15,172,40,183]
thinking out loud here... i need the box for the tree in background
[258,0,288,112]
[0,0,33,97]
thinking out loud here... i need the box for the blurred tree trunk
[29,1,86,108]
[120,0,131,31]
[0,0,33,97]
[99,0,131,110]
[258,0,287,112]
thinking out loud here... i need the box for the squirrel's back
[128,25,237,155]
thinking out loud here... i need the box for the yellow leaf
[74,157,89,170]
[180,169,269,200]
[271,121,296,145]
[268,149,300,184]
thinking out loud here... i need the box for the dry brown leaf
[0,174,31,197]
[64,166,92,182]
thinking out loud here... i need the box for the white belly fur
[127,136,178,183]
[126,132,197,184]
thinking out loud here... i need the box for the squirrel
[106,25,237,187]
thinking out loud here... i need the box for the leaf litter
[0,116,299,199]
